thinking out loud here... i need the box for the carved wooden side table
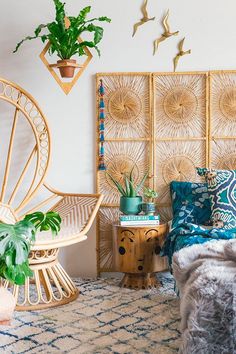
[112,223,168,289]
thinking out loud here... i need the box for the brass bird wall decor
[133,0,155,37]
[173,37,191,72]
[153,9,179,55]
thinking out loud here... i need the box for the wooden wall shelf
[49,62,82,69]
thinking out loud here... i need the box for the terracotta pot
[57,59,77,78]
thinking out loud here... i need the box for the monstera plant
[0,211,61,286]
[14,0,111,78]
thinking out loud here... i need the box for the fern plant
[14,0,111,59]
[107,168,148,198]
[0,211,61,285]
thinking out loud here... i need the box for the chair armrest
[44,183,103,237]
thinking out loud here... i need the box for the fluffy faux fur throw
[0,287,16,325]
[172,239,236,354]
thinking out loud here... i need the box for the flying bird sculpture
[133,0,155,37]
[173,37,191,72]
[153,9,179,55]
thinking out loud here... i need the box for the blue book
[119,215,160,222]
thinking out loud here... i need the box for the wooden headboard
[96,70,236,273]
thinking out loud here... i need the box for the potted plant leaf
[0,211,61,325]
[142,187,158,215]
[107,168,148,215]
[13,0,111,78]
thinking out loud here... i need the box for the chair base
[16,289,79,311]
[2,248,79,311]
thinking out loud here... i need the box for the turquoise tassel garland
[99,101,105,109]
[98,80,106,171]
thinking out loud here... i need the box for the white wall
[1,0,236,276]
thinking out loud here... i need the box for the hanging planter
[13,0,111,82]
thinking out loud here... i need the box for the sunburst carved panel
[99,207,120,271]
[98,141,150,205]
[155,140,206,204]
[210,72,236,137]
[154,74,207,138]
[157,206,173,223]
[211,139,236,170]
[97,74,151,139]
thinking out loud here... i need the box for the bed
[162,175,236,354]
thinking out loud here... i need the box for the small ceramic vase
[142,202,156,216]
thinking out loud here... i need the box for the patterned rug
[0,273,181,354]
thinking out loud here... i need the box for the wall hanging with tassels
[98,79,106,171]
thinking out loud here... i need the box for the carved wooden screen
[153,72,208,223]
[96,73,152,271]
[209,71,236,170]
[96,71,236,274]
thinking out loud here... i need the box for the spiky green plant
[14,0,111,59]
[143,187,158,203]
[106,168,148,197]
[0,211,61,285]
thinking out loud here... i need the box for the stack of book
[119,214,160,226]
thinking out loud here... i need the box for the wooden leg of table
[120,273,161,289]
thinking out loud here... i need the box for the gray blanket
[172,239,236,354]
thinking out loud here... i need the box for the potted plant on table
[13,0,111,78]
[0,211,61,325]
[107,169,148,215]
[142,187,158,215]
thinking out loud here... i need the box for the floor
[0,273,181,354]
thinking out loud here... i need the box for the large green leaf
[124,175,131,197]
[34,23,48,36]
[129,180,136,197]
[13,34,48,53]
[0,220,35,285]
[98,17,111,22]
[79,6,91,21]
[135,171,149,195]
[24,211,61,236]
[106,172,127,196]
[0,211,62,285]
[53,0,66,33]
[86,24,104,45]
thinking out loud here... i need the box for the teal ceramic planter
[120,196,142,215]
[142,202,156,216]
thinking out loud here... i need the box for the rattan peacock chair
[0,78,103,310]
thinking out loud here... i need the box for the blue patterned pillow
[171,181,211,229]
[197,168,236,229]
